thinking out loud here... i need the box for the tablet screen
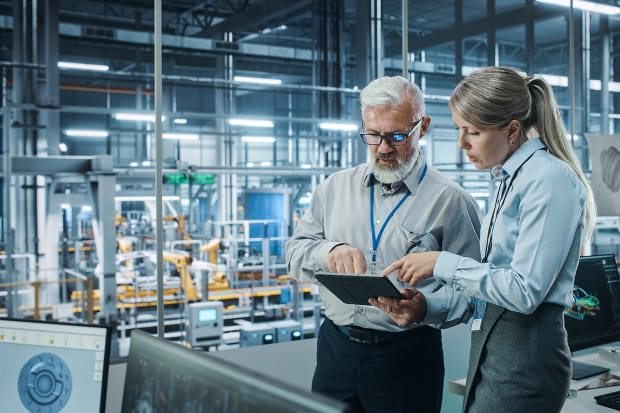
[314,272,404,305]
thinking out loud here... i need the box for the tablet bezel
[314,271,404,305]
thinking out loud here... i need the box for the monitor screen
[0,318,112,413]
[198,308,217,322]
[565,254,620,351]
[121,329,350,413]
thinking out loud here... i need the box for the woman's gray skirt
[463,302,571,413]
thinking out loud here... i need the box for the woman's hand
[382,251,440,286]
[368,289,427,326]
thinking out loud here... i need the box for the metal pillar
[455,0,463,83]
[600,16,610,135]
[402,0,408,77]
[354,0,372,88]
[525,0,535,75]
[90,173,117,323]
[154,0,164,337]
[487,0,496,66]
[370,0,383,79]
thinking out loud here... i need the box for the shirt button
[453,279,464,291]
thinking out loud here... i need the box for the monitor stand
[572,359,610,380]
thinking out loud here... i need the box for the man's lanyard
[369,162,428,271]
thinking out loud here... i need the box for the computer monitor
[0,318,112,413]
[121,329,350,412]
[565,254,620,351]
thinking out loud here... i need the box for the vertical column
[353,0,372,165]
[42,179,61,306]
[454,0,463,84]
[525,0,535,75]
[582,12,591,138]
[401,0,408,77]
[568,6,587,168]
[90,169,117,321]
[486,0,496,66]
[370,0,383,79]
[36,0,60,279]
[600,16,610,135]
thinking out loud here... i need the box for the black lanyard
[482,149,543,263]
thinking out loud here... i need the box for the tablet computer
[314,271,404,305]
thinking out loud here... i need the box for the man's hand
[382,251,440,286]
[368,289,427,326]
[326,244,367,274]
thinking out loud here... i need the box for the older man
[286,76,481,413]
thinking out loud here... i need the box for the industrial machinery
[270,319,303,343]
[239,323,276,347]
[186,301,224,349]
[238,319,303,346]
[70,249,228,314]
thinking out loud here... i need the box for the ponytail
[525,76,597,238]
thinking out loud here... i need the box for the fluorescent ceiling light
[162,133,199,140]
[589,79,620,93]
[319,122,358,131]
[300,164,312,169]
[58,61,109,71]
[141,160,151,166]
[229,118,274,127]
[113,113,165,122]
[538,74,569,87]
[242,136,276,143]
[58,143,68,153]
[173,118,187,124]
[234,76,282,85]
[129,162,139,167]
[539,74,620,93]
[260,161,272,166]
[64,129,109,138]
[115,195,181,201]
[246,162,255,167]
[537,0,620,15]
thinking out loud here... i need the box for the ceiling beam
[202,0,312,37]
[387,6,563,56]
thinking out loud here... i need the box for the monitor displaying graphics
[0,318,112,413]
[565,254,620,351]
[122,329,350,413]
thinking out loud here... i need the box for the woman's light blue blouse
[435,138,586,314]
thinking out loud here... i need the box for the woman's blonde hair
[449,66,596,237]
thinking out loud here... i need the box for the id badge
[471,298,486,332]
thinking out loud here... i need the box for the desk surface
[448,346,620,412]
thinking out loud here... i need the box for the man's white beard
[370,151,417,184]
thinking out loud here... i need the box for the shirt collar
[489,137,545,181]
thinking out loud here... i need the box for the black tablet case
[314,271,404,305]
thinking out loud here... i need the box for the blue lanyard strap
[369,162,427,264]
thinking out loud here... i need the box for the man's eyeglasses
[359,116,425,146]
